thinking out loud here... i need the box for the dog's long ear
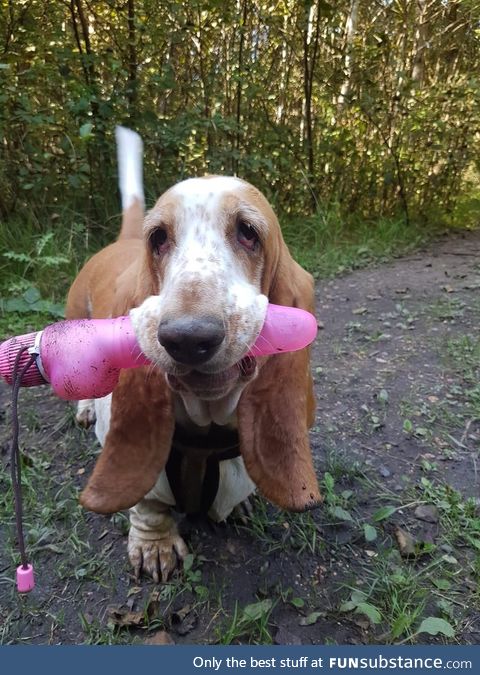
[80,367,174,514]
[80,250,172,514]
[238,222,321,512]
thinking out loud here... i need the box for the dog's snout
[157,317,225,366]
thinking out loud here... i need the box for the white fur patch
[115,126,144,210]
[94,393,113,446]
[170,176,244,200]
[142,457,255,523]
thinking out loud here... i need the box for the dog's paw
[75,399,96,428]
[232,496,254,524]
[128,526,189,583]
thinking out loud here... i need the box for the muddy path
[1,231,479,645]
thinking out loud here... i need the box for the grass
[398,326,480,452]
[329,300,480,644]
[0,416,104,581]
[0,209,108,337]
[239,496,323,556]
[283,209,432,277]
[218,598,276,645]
[341,474,480,644]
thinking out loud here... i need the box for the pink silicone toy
[16,564,35,593]
[0,304,317,401]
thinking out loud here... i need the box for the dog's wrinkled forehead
[149,176,270,235]
[171,177,244,245]
[171,175,246,212]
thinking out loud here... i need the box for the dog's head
[130,176,286,401]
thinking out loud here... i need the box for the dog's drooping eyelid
[149,226,169,255]
[236,219,260,252]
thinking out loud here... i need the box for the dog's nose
[157,317,225,366]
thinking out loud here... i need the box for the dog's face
[130,176,271,401]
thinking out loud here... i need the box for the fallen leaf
[353,615,370,630]
[107,607,145,628]
[170,605,197,636]
[395,527,416,557]
[378,465,391,478]
[107,597,160,628]
[226,540,238,555]
[299,611,324,626]
[144,630,175,645]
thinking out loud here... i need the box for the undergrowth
[283,209,433,278]
[0,203,450,337]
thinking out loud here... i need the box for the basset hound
[66,127,321,582]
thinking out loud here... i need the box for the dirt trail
[312,230,480,493]
[1,231,479,644]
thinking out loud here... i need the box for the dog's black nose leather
[158,317,225,366]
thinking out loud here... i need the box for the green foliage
[0,0,479,228]
[219,599,275,645]
[282,210,431,276]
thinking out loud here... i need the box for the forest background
[1,0,480,323]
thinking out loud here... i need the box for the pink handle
[0,304,318,400]
[249,303,318,356]
[41,316,149,400]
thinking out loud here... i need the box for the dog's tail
[115,126,144,240]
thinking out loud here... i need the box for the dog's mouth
[166,356,257,397]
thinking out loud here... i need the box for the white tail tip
[115,126,144,210]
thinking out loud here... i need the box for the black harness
[165,424,240,515]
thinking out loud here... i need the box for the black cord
[10,346,36,570]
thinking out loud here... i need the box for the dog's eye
[237,221,259,251]
[149,228,168,255]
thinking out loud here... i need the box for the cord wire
[10,346,36,569]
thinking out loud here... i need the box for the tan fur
[66,198,146,320]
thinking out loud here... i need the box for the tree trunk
[411,0,429,85]
[234,0,249,176]
[337,0,360,112]
[127,0,138,122]
[302,1,321,209]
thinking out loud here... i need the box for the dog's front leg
[128,497,188,583]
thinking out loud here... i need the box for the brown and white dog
[66,127,321,582]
